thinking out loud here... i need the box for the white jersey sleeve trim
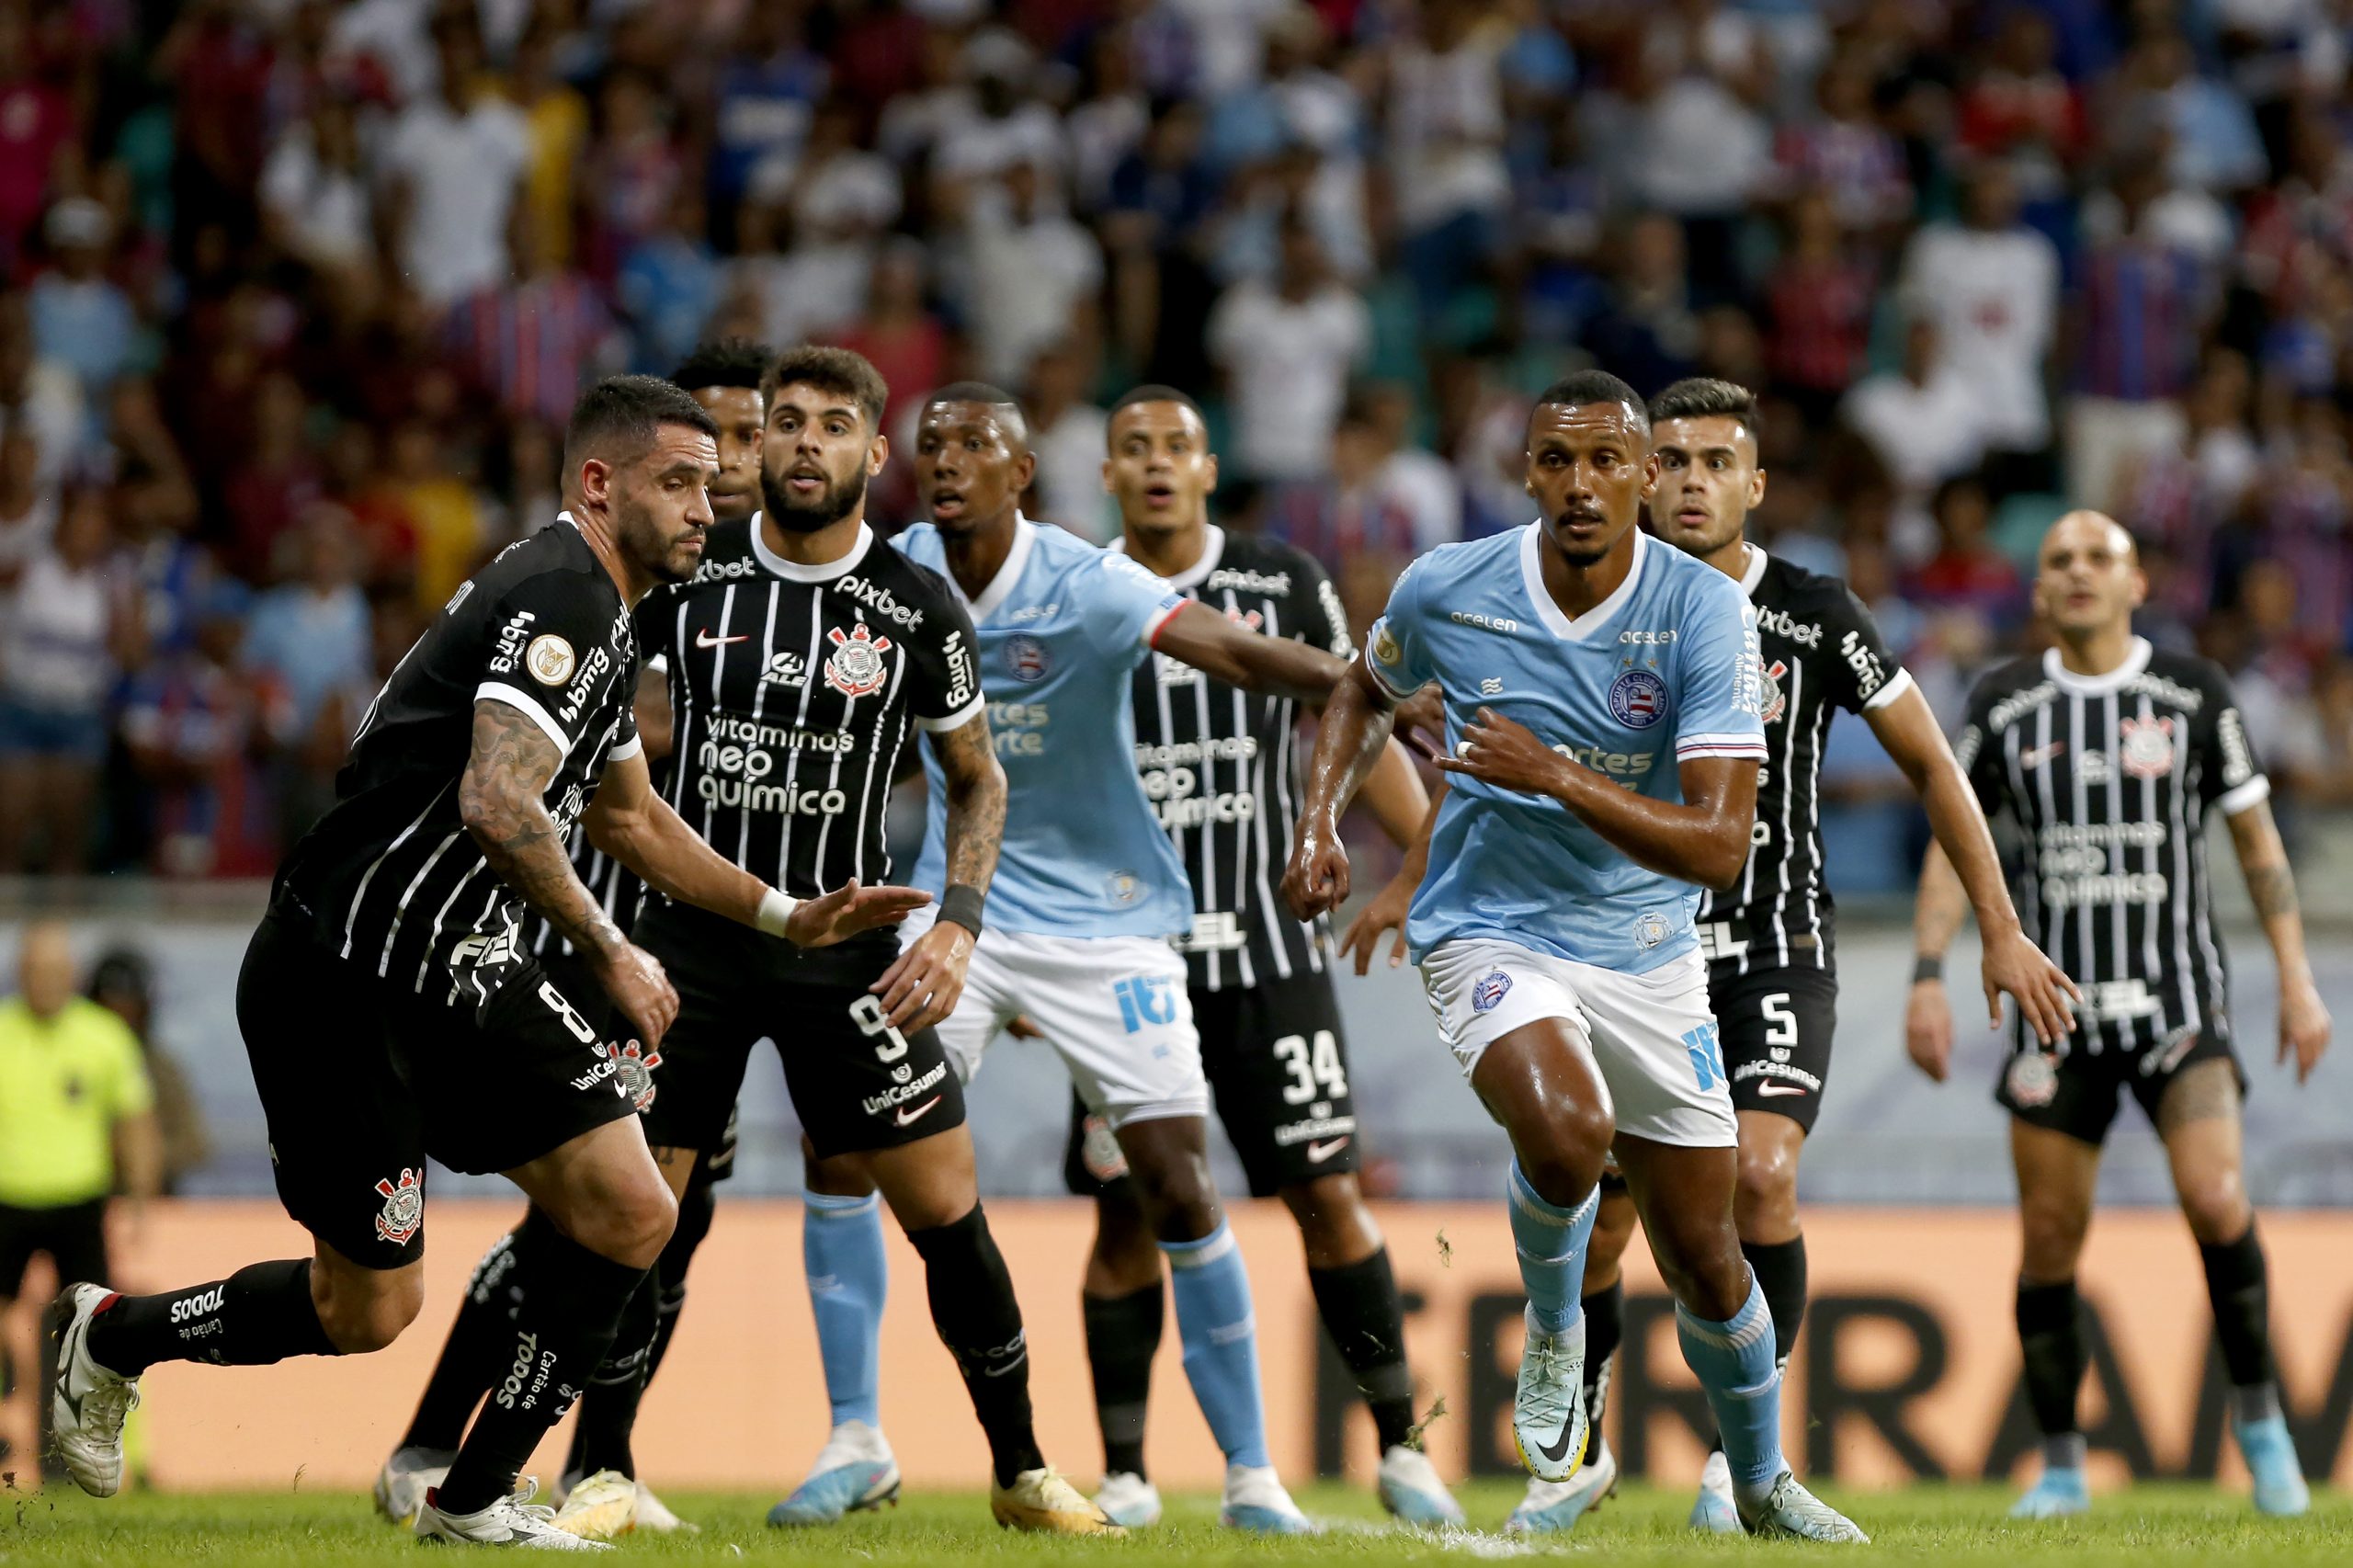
[1861,666,1915,712]
[1677,733,1768,760]
[607,733,643,762]
[2217,774,2271,817]
[915,694,987,734]
[1142,598,1187,648]
[474,682,573,756]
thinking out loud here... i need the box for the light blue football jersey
[1367,523,1766,973]
[896,517,1194,937]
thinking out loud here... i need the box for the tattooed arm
[2225,797,2330,1084]
[460,699,679,1044]
[871,712,1005,1032]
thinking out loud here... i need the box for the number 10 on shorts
[1683,1021,1726,1091]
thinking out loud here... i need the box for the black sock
[565,1170,716,1480]
[1083,1280,1164,1479]
[2017,1278,2086,1445]
[1581,1280,1623,1434]
[435,1213,646,1516]
[403,1226,528,1453]
[1308,1248,1417,1450]
[1742,1235,1809,1369]
[906,1205,1045,1490]
[2200,1221,2278,1403]
[85,1260,339,1377]
[566,1273,657,1481]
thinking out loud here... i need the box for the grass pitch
[1,1480,2345,1564]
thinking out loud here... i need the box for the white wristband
[756,887,800,938]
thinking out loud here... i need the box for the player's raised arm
[1283,660,1402,920]
[870,710,1006,1031]
[584,741,931,949]
[1151,597,1347,706]
[1868,680,2077,1046]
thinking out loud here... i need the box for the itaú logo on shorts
[863,1060,948,1115]
[1113,974,1178,1033]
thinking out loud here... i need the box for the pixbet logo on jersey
[824,621,893,699]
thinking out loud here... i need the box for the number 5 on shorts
[849,994,910,1062]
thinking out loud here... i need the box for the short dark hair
[924,381,1029,449]
[670,338,772,395]
[1649,378,1756,433]
[761,345,890,431]
[564,375,719,473]
[1533,369,1648,433]
[1108,384,1206,422]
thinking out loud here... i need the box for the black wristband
[1913,954,1944,984]
[940,883,985,937]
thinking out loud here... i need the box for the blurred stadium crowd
[0,0,2348,880]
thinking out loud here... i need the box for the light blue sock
[1161,1221,1270,1470]
[1677,1274,1785,1497]
[1508,1161,1597,1335]
[803,1190,887,1429]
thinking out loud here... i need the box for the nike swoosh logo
[1757,1083,1808,1096]
[1535,1417,1581,1466]
[2021,742,2065,767]
[895,1096,942,1127]
[1306,1137,1351,1163]
[696,630,750,648]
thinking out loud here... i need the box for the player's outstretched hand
[2279,976,2330,1085]
[1979,926,2079,1046]
[870,920,973,1034]
[1431,708,1568,799]
[1904,979,1952,1083]
[1284,812,1351,920]
[789,880,933,948]
[1337,873,1415,975]
[592,939,679,1049]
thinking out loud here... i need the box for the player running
[1052,385,1452,1528]
[46,376,925,1550]
[380,340,771,1537]
[1287,369,1865,1542]
[881,380,1347,1534]
[1910,510,2327,1519]
[1345,378,2075,1532]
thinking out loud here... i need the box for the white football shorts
[899,905,1207,1130]
[1420,937,1737,1148]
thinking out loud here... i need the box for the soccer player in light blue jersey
[1286,369,1866,1542]
[790,381,1350,1535]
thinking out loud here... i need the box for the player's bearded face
[1526,403,1655,563]
[763,382,880,534]
[615,428,717,584]
[763,447,868,533]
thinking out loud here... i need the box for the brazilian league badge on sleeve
[2006,1051,2059,1108]
[373,1167,425,1244]
[1472,969,1513,1014]
[1608,666,1668,729]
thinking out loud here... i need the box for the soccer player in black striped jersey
[1055,387,1454,1527]
[1346,378,2073,1534]
[382,340,774,1537]
[1911,510,2329,1521]
[43,377,928,1549]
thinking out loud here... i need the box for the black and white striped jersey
[1698,547,1910,974]
[1956,637,2268,1051]
[644,514,981,904]
[1117,527,1352,991]
[272,515,642,993]
[525,744,660,960]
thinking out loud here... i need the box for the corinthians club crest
[374,1167,424,1244]
[595,1039,665,1111]
[824,620,894,699]
[1759,659,1788,725]
[2120,716,2176,779]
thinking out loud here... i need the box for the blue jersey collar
[1518,520,1650,642]
[949,513,1037,623]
